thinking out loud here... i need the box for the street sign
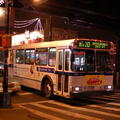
[0,34,11,48]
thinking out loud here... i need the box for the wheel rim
[45,83,51,97]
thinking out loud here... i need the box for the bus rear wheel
[44,80,53,99]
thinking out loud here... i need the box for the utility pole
[0,0,13,108]
[116,36,120,86]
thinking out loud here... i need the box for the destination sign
[36,48,48,52]
[77,41,110,49]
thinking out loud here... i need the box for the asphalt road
[9,86,120,120]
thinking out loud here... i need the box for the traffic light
[0,34,12,48]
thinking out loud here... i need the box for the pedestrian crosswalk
[18,93,120,120]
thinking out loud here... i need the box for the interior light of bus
[80,67,84,71]
[110,42,114,49]
[50,48,56,51]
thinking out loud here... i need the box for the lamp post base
[0,92,12,108]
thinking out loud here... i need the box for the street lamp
[32,0,48,5]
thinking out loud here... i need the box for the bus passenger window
[16,50,24,64]
[25,49,35,64]
[49,48,56,66]
[36,48,48,65]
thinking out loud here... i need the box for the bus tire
[44,80,53,99]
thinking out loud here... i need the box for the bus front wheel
[44,80,53,99]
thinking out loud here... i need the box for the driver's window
[85,50,95,71]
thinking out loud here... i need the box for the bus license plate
[89,86,94,89]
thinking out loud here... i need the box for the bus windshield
[71,50,95,71]
[96,51,113,71]
[71,50,113,72]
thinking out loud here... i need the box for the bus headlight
[104,85,113,91]
[72,86,82,93]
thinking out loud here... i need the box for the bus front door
[56,49,69,98]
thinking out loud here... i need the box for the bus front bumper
[70,90,115,99]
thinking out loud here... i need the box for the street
[7,86,120,120]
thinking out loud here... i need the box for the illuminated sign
[36,48,48,52]
[77,40,110,49]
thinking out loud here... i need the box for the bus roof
[9,38,113,50]
[10,39,75,50]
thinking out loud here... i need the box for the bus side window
[36,48,48,65]
[49,48,56,66]
[16,50,24,64]
[25,49,35,64]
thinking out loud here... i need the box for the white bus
[8,38,115,99]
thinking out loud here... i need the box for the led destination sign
[77,41,110,49]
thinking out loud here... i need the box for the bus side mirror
[71,52,75,62]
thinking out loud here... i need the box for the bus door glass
[57,49,70,97]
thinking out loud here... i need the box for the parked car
[0,63,21,93]
[0,79,21,93]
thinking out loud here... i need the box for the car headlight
[12,81,20,86]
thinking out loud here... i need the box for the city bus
[8,38,115,99]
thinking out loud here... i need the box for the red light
[77,52,85,55]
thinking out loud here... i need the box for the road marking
[108,102,120,106]
[31,102,103,120]
[18,92,33,95]
[48,100,120,118]
[91,96,120,102]
[20,105,65,120]
[17,93,120,119]
[89,104,120,111]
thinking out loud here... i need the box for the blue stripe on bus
[36,67,113,76]
[36,67,55,73]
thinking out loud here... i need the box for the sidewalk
[0,104,45,120]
